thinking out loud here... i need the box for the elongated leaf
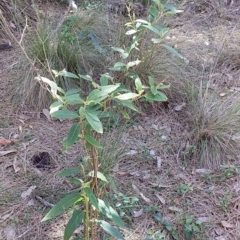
[84,187,98,209]
[126,60,141,69]
[120,109,130,119]
[100,75,111,86]
[64,94,84,105]
[115,93,139,100]
[64,210,84,240]
[84,134,102,148]
[42,193,81,221]
[58,167,81,177]
[97,199,125,228]
[164,45,184,59]
[51,109,79,120]
[151,38,162,44]
[145,92,168,102]
[114,62,126,67]
[87,84,120,103]
[115,99,139,112]
[111,47,125,53]
[79,75,92,81]
[148,76,155,86]
[149,5,159,17]
[126,29,137,35]
[58,70,79,79]
[156,83,170,89]
[84,110,103,133]
[66,89,81,96]
[36,76,65,95]
[163,3,183,14]
[135,19,150,25]
[141,25,161,36]
[88,171,108,182]
[151,85,157,95]
[97,220,125,240]
[109,66,123,71]
[50,101,63,114]
[135,77,142,92]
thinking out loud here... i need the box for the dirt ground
[1,1,240,240]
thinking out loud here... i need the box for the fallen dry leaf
[42,109,51,121]
[0,149,17,157]
[0,139,18,146]
[155,193,165,205]
[132,184,151,203]
[4,225,16,240]
[0,210,13,223]
[156,156,162,171]
[13,156,21,173]
[125,150,138,155]
[168,206,183,212]
[133,208,143,218]
[21,186,36,199]
[118,172,127,176]
[221,221,234,229]
[173,198,180,205]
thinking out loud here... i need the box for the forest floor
[1,1,240,240]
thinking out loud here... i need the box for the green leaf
[163,3,183,14]
[84,110,103,133]
[156,83,170,89]
[149,5,159,17]
[64,210,84,240]
[84,187,98,209]
[42,193,81,221]
[50,101,63,114]
[153,213,163,222]
[114,62,126,68]
[151,85,157,95]
[100,74,112,86]
[87,84,120,103]
[121,52,129,59]
[135,19,150,25]
[88,171,108,182]
[67,177,83,185]
[163,220,173,231]
[141,25,161,36]
[115,93,139,100]
[120,109,130,119]
[66,89,81,96]
[148,76,155,86]
[58,70,79,79]
[164,45,184,59]
[171,230,179,240]
[135,77,142,92]
[109,66,123,71]
[96,220,125,240]
[115,99,139,112]
[36,76,65,95]
[151,38,162,44]
[64,94,84,105]
[51,109,79,120]
[79,74,92,81]
[126,60,141,69]
[126,29,137,35]
[97,199,125,228]
[58,167,81,177]
[111,47,125,53]
[144,92,168,102]
[84,134,102,148]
